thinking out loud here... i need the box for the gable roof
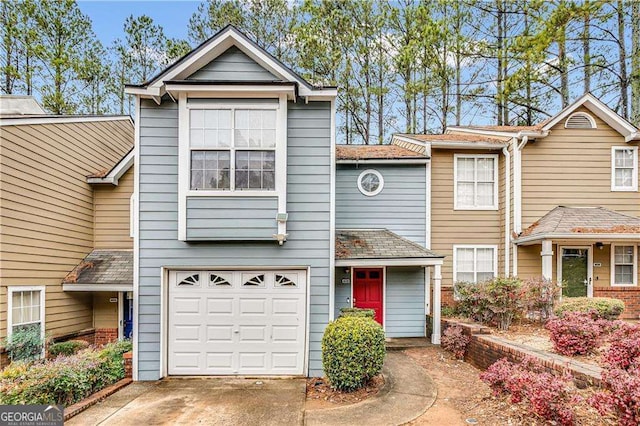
[125,25,336,101]
[515,206,640,244]
[447,93,639,142]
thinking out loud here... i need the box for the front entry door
[560,248,589,297]
[122,292,133,339]
[353,268,383,325]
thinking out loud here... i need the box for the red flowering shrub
[545,311,605,356]
[519,277,560,322]
[589,323,640,425]
[441,325,470,359]
[480,357,577,425]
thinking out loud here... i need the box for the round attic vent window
[357,169,384,196]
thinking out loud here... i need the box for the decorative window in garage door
[275,274,297,287]
[209,273,232,287]
[242,273,265,287]
[176,273,200,287]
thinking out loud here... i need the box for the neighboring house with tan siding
[392,93,640,319]
[0,100,134,363]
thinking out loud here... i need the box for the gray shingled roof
[520,206,640,239]
[63,250,133,286]
[336,229,443,260]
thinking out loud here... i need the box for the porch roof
[515,206,640,244]
[335,229,444,266]
[63,249,133,292]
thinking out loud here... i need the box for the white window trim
[7,286,46,338]
[564,112,597,129]
[611,146,638,192]
[452,244,498,284]
[453,154,499,210]
[177,93,288,241]
[610,244,638,287]
[357,169,384,197]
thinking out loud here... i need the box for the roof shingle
[336,229,443,260]
[336,144,425,160]
[520,206,640,238]
[397,133,507,145]
[63,250,133,286]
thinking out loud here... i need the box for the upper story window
[611,245,637,286]
[611,147,638,192]
[189,108,276,191]
[454,154,498,210]
[357,169,384,196]
[453,245,497,283]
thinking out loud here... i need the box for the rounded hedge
[321,316,385,391]
[339,307,376,319]
[554,297,625,320]
[48,340,89,358]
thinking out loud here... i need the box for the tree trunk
[559,25,569,108]
[583,0,591,94]
[617,0,628,118]
[496,0,504,125]
[631,0,640,124]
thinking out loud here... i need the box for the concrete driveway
[67,377,306,426]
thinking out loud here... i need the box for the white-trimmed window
[189,108,276,191]
[453,245,497,283]
[611,245,638,286]
[7,286,45,336]
[454,154,498,210]
[611,147,638,192]
[357,169,384,196]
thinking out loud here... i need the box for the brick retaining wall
[442,319,602,388]
[95,328,119,346]
[593,287,640,320]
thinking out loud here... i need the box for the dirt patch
[305,375,384,409]
[406,346,610,425]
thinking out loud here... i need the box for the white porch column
[431,264,442,345]
[424,268,431,316]
[541,240,554,280]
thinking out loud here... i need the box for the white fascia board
[430,141,507,150]
[514,233,640,245]
[63,283,133,292]
[624,132,640,142]
[1,115,132,127]
[542,93,638,136]
[87,150,135,185]
[165,84,297,100]
[445,126,547,140]
[393,134,427,146]
[336,159,429,165]
[335,258,444,267]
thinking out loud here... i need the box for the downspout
[502,146,510,277]
[513,135,528,276]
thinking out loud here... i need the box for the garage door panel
[169,270,307,376]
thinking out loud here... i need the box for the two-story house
[0,97,134,365]
[393,93,640,320]
[126,26,639,381]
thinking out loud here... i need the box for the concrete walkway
[304,352,437,425]
[67,352,436,426]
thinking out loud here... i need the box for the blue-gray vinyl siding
[137,98,331,380]
[385,267,425,338]
[336,164,426,245]
[334,268,351,318]
[186,46,279,81]
[186,196,278,240]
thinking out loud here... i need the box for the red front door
[353,268,383,325]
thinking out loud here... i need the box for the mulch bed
[305,375,384,408]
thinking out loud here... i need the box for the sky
[78,1,201,45]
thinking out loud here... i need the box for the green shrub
[441,306,456,317]
[554,297,625,320]
[48,340,89,358]
[2,324,46,362]
[322,316,385,391]
[0,340,132,406]
[455,277,523,330]
[339,307,375,319]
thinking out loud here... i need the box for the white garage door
[168,270,307,375]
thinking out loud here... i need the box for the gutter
[513,233,640,245]
[336,159,429,165]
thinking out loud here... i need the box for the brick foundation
[52,328,96,346]
[441,287,455,308]
[442,319,602,388]
[95,328,119,346]
[123,352,133,378]
[593,287,640,320]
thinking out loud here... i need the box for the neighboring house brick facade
[0,106,134,365]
